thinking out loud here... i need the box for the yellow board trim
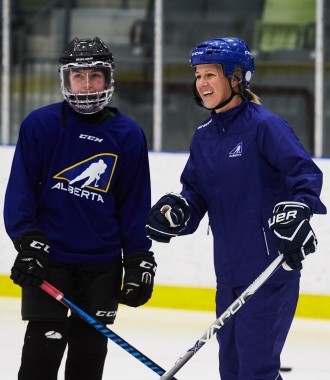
[295,293,330,320]
[1,275,329,319]
[147,285,216,311]
[0,275,21,297]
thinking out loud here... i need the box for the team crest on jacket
[51,153,118,202]
[229,142,242,158]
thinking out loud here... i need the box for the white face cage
[60,61,114,114]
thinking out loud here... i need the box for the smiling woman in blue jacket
[146,37,327,380]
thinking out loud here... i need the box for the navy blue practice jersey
[4,102,152,263]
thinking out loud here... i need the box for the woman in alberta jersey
[4,36,156,380]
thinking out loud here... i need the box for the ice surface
[1,296,329,379]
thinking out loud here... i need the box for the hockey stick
[40,280,178,379]
[159,254,284,380]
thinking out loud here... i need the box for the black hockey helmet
[59,37,115,114]
[59,36,114,65]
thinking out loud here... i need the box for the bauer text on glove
[268,201,317,270]
[119,252,157,307]
[145,193,190,243]
[11,229,50,287]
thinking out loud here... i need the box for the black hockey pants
[18,316,108,380]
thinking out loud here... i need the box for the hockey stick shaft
[40,280,178,379]
[159,254,284,380]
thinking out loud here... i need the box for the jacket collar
[211,98,249,129]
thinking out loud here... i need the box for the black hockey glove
[11,229,50,288]
[146,193,190,243]
[119,252,157,307]
[268,202,317,270]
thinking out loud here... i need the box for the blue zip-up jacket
[4,101,152,263]
[180,99,326,286]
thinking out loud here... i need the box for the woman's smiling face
[194,63,240,112]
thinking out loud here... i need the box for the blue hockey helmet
[189,37,254,88]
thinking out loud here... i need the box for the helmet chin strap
[209,90,237,111]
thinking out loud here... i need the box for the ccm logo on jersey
[79,134,103,143]
[268,210,297,227]
[96,310,117,317]
[30,240,50,253]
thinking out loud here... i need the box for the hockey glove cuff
[268,201,317,270]
[119,252,157,307]
[11,229,50,288]
[146,193,190,243]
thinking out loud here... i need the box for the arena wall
[1,147,329,318]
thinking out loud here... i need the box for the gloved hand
[146,193,190,243]
[268,201,317,270]
[119,252,157,307]
[11,229,50,287]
